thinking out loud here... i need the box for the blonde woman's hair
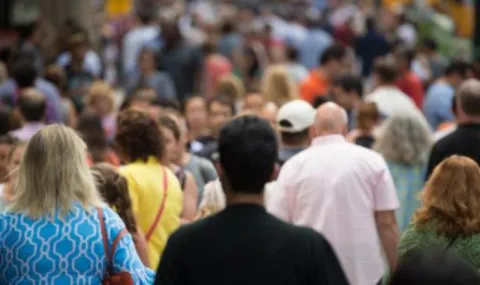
[373,111,433,165]
[215,74,245,102]
[261,64,298,107]
[10,125,102,218]
[414,155,480,236]
[86,80,115,114]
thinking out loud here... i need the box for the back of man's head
[336,75,364,98]
[373,58,398,85]
[319,44,346,66]
[218,115,278,194]
[445,60,470,79]
[314,102,348,136]
[18,88,46,122]
[12,59,37,89]
[457,79,480,118]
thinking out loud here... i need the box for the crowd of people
[0,0,480,284]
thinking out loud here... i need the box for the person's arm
[181,171,198,222]
[375,210,400,271]
[132,226,150,267]
[266,161,296,222]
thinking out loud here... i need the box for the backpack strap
[145,167,169,241]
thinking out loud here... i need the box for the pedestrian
[156,115,349,285]
[269,102,400,285]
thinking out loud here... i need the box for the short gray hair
[373,112,433,165]
[458,79,480,117]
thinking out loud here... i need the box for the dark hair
[280,128,309,145]
[91,163,138,235]
[158,115,181,141]
[0,134,17,146]
[151,97,181,114]
[336,75,363,98]
[12,59,37,88]
[77,110,108,163]
[221,21,235,34]
[374,59,398,84]
[286,46,299,61]
[202,40,216,56]
[313,96,331,108]
[319,44,346,66]
[0,107,11,135]
[18,92,46,122]
[115,109,164,162]
[366,17,375,31]
[396,47,415,67]
[423,38,438,51]
[137,11,154,24]
[445,61,470,78]
[390,248,480,285]
[218,115,278,194]
[207,96,236,116]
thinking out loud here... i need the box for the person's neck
[226,192,264,207]
[181,151,191,166]
[281,141,309,149]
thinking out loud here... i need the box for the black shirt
[426,124,480,179]
[155,204,349,285]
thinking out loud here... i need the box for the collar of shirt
[311,134,346,146]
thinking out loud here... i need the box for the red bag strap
[145,167,169,241]
[97,208,128,269]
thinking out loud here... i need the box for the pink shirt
[268,135,399,285]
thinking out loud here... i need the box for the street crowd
[0,0,479,284]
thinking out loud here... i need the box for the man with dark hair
[300,43,346,104]
[395,47,425,109]
[426,79,480,179]
[285,46,309,83]
[10,88,46,141]
[122,11,159,74]
[277,100,315,165]
[195,96,235,161]
[365,58,418,118]
[424,60,471,130]
[0,54,61,123]
[155,115,349,285]
[421,38,449,79]
[217,20,242,62]
[332,75,363,129]
[354,17,389,77]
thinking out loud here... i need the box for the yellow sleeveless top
[120,156,183,269]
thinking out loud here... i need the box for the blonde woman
[0,125,154,284]
[85,80,117,142]
[214,74,245,111]
[261,64,298,107]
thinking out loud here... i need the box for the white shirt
[365,86,418,118]
[268,135,399,285]
[122,25,159,73]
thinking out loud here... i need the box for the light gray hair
[9,125,102,218]
[373,112,433,165]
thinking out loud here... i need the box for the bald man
[426,79,480,179]
[268,102,400,285]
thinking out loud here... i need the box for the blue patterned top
[386,161,426,232]
[0,204,154,284]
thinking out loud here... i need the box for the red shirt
[396,72,425,109]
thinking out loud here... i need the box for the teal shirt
[386,161,426,232]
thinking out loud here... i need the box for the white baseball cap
[276,100,316,133]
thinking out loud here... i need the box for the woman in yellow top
[115,109,183,269]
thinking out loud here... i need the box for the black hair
[0,107,11,136]
[390,248,480,285]
[319,43,346,66]
[280,128,309,146]
[158,115,181,141]
[218,115,278,194]
[445,60,470,78]
[366,17,375,31]
[207,96,236,116]
[221,21,235,34]
[286,46,299,61]
[137,11,154,24]
[12,59,37,88]
[313,96,331,109]
[18,93,46,122]
[335,75,364,98]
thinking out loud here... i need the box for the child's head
[91,163,137,234]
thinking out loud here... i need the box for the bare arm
[375,210,400,271]
[181,171,198,222]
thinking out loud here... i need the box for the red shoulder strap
[97,208,128,265]
[145,167,169,241]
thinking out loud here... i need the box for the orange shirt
[300,70,329,104]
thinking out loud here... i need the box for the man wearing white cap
[276,100,316,165]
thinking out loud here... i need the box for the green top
[399,223,480,268]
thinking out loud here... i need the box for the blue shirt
[0,78,63,123]
[217,33,243,62]
[423,81,455,130]
[0,204,154,284]
[299,29,333,70]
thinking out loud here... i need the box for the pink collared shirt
[268,135,399,285]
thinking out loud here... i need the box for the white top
[122,25,160,73]
[365,86,419,118]
[268,135,399,285]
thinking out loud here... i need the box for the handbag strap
[145,167,169,241]
[97,207,128,274]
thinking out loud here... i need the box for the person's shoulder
[168,215,218,244]
[433,128,458,149]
